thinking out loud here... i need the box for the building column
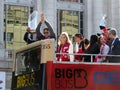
[92,0,104,34]
[0,0,5,60]
[86,0,93,39]
[103,0,112,27]
[111,0,120,35]
[33,0,42,24]
[34,0,42,13]
[35,0,56,34]
[0,0,4,48]
[86,0,104,38]
[42,0,57,34]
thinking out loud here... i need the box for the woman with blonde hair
[56,32,73,62]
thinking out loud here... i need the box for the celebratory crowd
[24,13,120,63]
[56,28,120,63]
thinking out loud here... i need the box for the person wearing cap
[108,28,120,62]
[36,13,56,40]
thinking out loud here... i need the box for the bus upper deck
[11,39,120,90]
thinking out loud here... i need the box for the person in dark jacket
[108,28,120,63]
[24,28,36,44]
[83,38,90,53]
[84,35,100,62]
[36,13,56,40]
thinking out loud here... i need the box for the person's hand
[40,13,45,23]
[26,27,31,32]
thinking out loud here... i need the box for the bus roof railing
[55,53,120,57]
[55,53,120,63]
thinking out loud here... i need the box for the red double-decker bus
[11,39,120,90]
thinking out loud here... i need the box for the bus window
[15,46,41,75]
[11,39,55,90]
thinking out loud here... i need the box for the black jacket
[24,32,35,44]
[110,38,120,55]
[84,43,100,62]
[36,21,56,40]
[109,38,120,63]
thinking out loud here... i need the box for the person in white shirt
[96,35,109,62]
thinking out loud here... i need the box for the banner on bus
[47,61,120,90]
[0,72,6,90]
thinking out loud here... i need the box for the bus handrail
[55,53,120,57]
[55,53,120,62]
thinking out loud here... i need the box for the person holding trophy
[24,11,38,44]
[24,12,56,44]
[36,13,56,40]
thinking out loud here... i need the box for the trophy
[100,14,107,30]
[28,11,39,33]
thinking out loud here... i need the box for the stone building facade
[0,0,120,89]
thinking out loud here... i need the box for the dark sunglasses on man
[44,32,49,34]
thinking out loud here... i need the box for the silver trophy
[28,11,39,32]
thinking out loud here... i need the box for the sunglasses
[44,32,49,34]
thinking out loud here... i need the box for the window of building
[80,12,84,34]
[57,10,84,40]
[4,5,33,49]
[57,0,83,3]
[4,32,14,44]
[80,0,83,3]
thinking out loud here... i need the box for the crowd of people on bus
[24,13,120,63]
[56,27,120,63]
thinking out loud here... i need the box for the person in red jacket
[56,32,73,62]
[74,34,85,62]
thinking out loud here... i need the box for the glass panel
[58,0,79,2]
[59,10,79,40]
[4,32,14,48]
[14,29,21,49]
[15,46,41,75]
[14,6,21,49]
[7,6,14,28]
[14,6,21,26]
[21,7,29,46]
[80,12,83,34]
[13,84,39,90]
[6,5,15,48]
[72,11,79,35]
[80,0,83,3]
[4,5,31,49]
